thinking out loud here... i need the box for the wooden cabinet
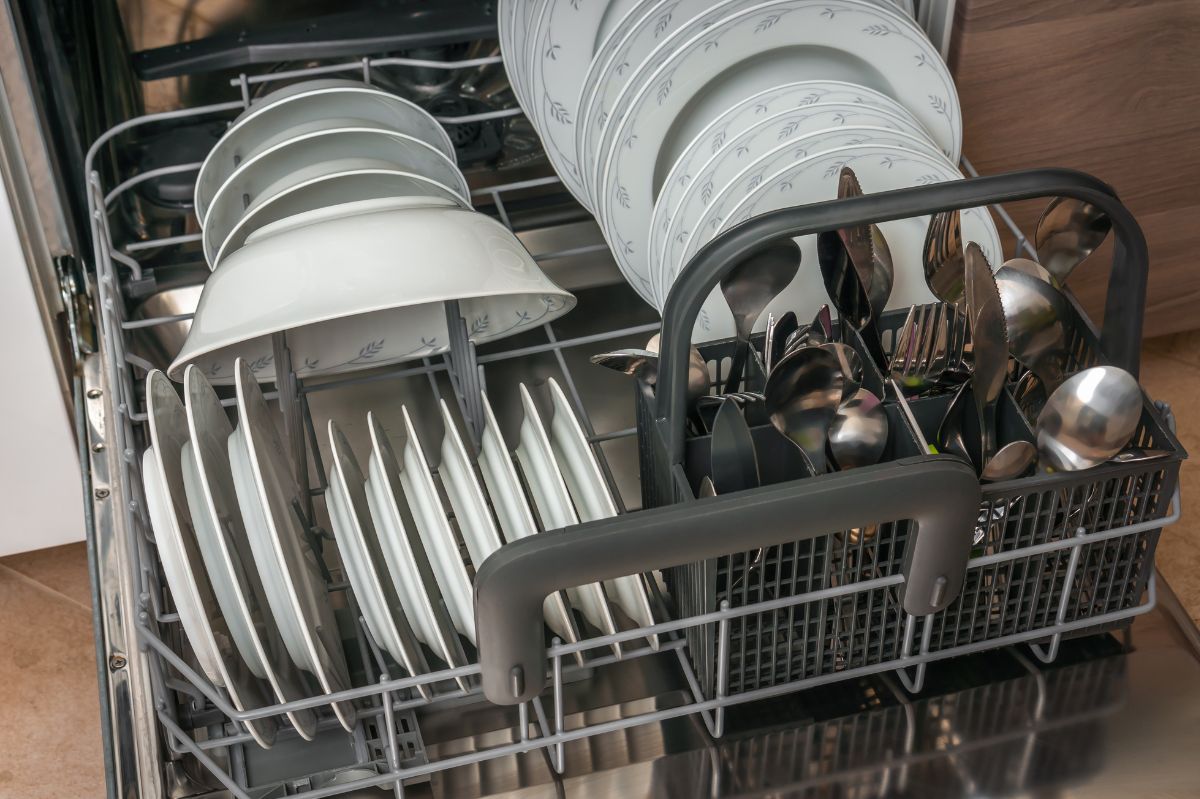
[949,0,1200,338]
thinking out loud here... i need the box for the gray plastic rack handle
[655,168,1146,465]
[474,456,980,704]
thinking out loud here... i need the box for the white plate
[143,370,278,748]
[438,399,505,571]
[577,0,937,208]
[195,80,454,222]
[595,0,960,302]
[397,405,476,643]
[526,0,643,208]
[499,1,533,109]
[213,175,462,269]
[326,420,431,696]
[514,384,619,646]
[544,379,658,644]
[364,413,472,689]
[650,80,928,296]
[677,145,1001,341]
[477,390,580,648]
[655,120,943,306]
[202,125,469,266]
[181,365,318,740]
[228,359,356,731]
[169,203,575,384]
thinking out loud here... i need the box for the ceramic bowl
[194,79,455,223]
[206,161,466,268]
[169,199,576,383]
[202,124,470,266]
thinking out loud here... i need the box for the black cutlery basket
[634,169,1185,699]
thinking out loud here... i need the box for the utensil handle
[475,456,980,705]
[656,168,1146,466]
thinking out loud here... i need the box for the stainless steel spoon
[1036,366,1142,472]
[828,388,889,470]
[922,209,965,305]
[764,345,844,474]
[590,336,709,405]
[720,240,802,392]
[964,242,1009,471]
[980,440,1037,482]
[818,342,864,403]
[1035,197,1112,284]
[995,260,1072,394]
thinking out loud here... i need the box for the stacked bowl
[501,0,1001,340]
[171,79,576,383]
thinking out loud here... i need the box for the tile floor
[2,338,1198,798]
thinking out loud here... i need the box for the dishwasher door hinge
[57,253,97,362]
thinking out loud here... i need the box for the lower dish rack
[78,59,1182,799]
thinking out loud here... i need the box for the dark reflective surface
[420,586,1200,798]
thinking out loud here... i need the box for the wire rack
[79,50,1180,799]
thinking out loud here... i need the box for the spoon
[764,345,844,475]
[1000,256,1059,287]
[1035,197,1112,284]
[1036,366,1142,472]
[995,260,1072,394]
[980,440,1037,482]
[818,342,864,402]
[591,336,709,405]
[645,334,710,400]
[964,242,1009,471]
[589,348,658,381]
[817,229,887,369]
[922,209,965,305]
[720,240,802,392]
[828,388,889,470]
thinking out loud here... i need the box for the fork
[889,302,967,392]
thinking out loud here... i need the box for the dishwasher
[6,1,1200,797]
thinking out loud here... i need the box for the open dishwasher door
[6,0,1200,797]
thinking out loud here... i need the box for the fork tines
[889,303,967,392]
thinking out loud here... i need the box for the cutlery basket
[627,169,1185,700]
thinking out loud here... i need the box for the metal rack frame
[78,52,1180,799]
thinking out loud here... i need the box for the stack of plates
[500,0,1001,339]
[142,362,658,743]
[170,79,576,383]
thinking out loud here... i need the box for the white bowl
[195,79,455,223]
[206,162,467,268]
[202,125,470,266]
[169,200,576,383]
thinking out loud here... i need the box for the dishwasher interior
[49,3,1187,797]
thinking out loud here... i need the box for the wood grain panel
[949,0,1200,337]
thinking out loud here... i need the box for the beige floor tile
[1138,349,1200,625]
[0,566,104,798]
[0,542,93,610]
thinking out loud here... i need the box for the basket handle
[474,455,979,705]
[655,168,1147,465]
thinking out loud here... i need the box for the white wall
[0,182,84,556]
